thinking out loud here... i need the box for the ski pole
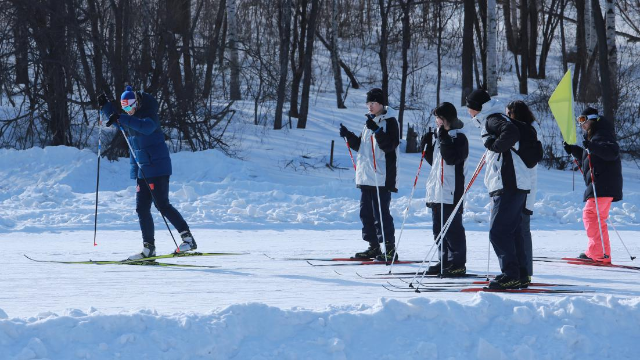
[115,121,181,253]
[607,218,636,261]
[410,151,487,287]
[370,134,388,262]
[343,137,356,171]
[439,156,444,276]
[93,112,103,247]
[586,149,608,259]
[389,141,429,273]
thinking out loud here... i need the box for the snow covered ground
[1,89,640,359]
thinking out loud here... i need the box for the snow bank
[1,295,638,360]
[1,143,638,233]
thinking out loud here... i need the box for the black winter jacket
[566,116,623,202]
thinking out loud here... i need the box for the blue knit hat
[120,86,137,112]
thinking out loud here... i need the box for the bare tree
[329,0,346,109]
[486,0,497,95]
[377,0,393,106]
[275,0,292,129]
[591,0,615,121]
[227,0,241,100]
[605,0,618,108]
[461,0,475,105]
[297,0,321,129]
[518,0,529,94]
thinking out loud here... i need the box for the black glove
[438,127,453,144]
[339,123,350,138]
[106,112,119,127]
[97,93,110,108]
[366,117,379,132]
[582,139,591,150]
[563,141,572,155]
[420,128,434,150]
[484,136,496,150]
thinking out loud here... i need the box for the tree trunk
[519,0,529,94]
[436,0,443,104]
[397,0,412,140]
[528,0,539,78]
[378,0,391,106]
[329,0,345,109]
[486,0,497,95]
[275,0,292,129]
[508,0,519,53]
[461,0,475,105]
[289,1,307,118]
[297,0,320,129]
[604,0,618,109]
[13,15,29,85]
[560,0,568,73]
[202,0,226,100]
[591,0,615,122]
[227,0,241,100]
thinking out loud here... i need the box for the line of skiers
[98,85,622,290]
[338,87,623,290]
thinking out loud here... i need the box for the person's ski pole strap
[586,149,608,259]
[93,112,103,247]
[343,137,356,171]
[116,123,181,252]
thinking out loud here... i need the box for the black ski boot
[519,268,531,288]
[353,245,381,259]
[443,265,467,277]
[487,273,521,290]
[375,244,398,262]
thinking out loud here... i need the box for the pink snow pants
[583,197,613,261]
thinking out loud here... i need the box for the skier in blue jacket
[99,86,196,259]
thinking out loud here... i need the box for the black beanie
[366,88,385,105]
[581,107,598,117]
[432,102,458,123]
[466,89,491,111]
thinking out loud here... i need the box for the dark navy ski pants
[431,203,467,268]
[489,190,527,279]
[136,176,189,244]
[360,188,395,246]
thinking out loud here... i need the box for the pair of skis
[533,256,640,271]
[263,254,423,267]
[24,251,245,269]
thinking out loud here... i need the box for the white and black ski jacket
[472,99,531,196]
[344,107,400,192]
[424,123,469,207]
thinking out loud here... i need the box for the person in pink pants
[564,107,623,263]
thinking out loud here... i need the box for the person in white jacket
[421,102,469,276]
[466,89,531,290]
[339,88,400,261]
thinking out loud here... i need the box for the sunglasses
[577,114,598,124]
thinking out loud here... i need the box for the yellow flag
[548,69,576,144]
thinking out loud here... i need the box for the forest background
[1,0,639,166]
